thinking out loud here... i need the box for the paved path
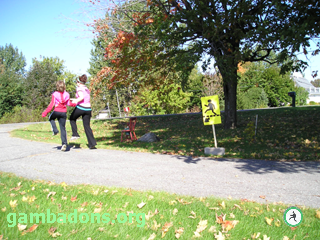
[0,123,319,208]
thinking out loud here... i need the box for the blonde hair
[56,81,66,92]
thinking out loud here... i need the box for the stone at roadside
[137,132,160,142]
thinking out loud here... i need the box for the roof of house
[291,74,315,89]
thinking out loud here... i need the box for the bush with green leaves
[237,87,268,110]
[0,106,45,124]
[0,71,23,118]
[131,81,192,115]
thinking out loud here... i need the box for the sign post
[201,95,225,156]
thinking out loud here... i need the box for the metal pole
[212,124,217,148]
[255,114,258,138]
[107,102,111,118]
[115,89,121,117]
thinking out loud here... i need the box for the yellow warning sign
[201,95,221,125]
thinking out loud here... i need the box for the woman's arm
[72,90,84,104]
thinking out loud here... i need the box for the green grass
[11,106,320,161]
[1,172,319,239]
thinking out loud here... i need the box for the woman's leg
[57,112,67,146]
[82,111,97,148]
[69,107,82,138]
[49,112,59,135]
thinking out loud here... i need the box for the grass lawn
[1,172,319,239]
[11,106,320,161]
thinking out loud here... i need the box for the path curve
[0,122,319,208]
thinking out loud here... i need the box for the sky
[0,0,99,76]
[0,0,319,82]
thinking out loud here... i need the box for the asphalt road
[0,122,319,208]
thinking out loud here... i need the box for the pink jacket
[42,91,76,117]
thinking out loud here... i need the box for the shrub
[237,87,268,110]
[0,106,45,124]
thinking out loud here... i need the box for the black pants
[49,111,67,145]
[70,107,96,148]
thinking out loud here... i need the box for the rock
[137,132,160,142]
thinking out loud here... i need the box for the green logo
[283,206,303,227]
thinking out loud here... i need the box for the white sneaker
[61,144,67,151]
[70,136,80,141]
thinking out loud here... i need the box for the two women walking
[42,74,96,151]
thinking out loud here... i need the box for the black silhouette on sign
[289,211,297,222]
[204,100,219,123]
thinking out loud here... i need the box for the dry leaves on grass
[21,224,38,236]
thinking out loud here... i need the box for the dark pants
[70,107,97,148]
[49,111,67,145]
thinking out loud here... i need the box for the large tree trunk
[219,63,238,129]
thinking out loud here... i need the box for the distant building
[291,72,320,103]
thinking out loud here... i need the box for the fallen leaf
[177,198,192,205]
[61,196,67,200]
[52,232,62,238]
[28,195,36,203]
[94,208,102,213]
[48,227,57,235]
[1,207,6,212]
[208,226,217,233]
[9,200,18,208]
[151,220,161,231]
[60,182,67,188]
[274,219,281,227]
[290,226,297,231]
[315,210,320,219]
[17,223,27,231]
[221,220,239,231]
[161,222,173,238]
[188,211,197,219]
[214,231,225,240]
[169,200,177,205]
[229,213,235,219]
[265,217,274,226]
[22,224,38,235]
[283,237,290,240]
[215,213,226,224]
[0,235,2,240]
[148,195,154,200]
[259,195,266,199]
[148,233,156,240]
[173,208,178,215]
[196,220,208,233]
[70,196,77,202]
[175,227,184,239]
[218,201,226,209]
[47,192,56,199]
[137,202,146,209]
[193,231,201,238]
[263,235,270,240]
[251,232,261,239]
[81,202,88,207]
[233,204,242,210]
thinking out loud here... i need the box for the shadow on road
[171,155,320,174]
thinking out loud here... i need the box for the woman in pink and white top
[42,81,76,151]
[69,74,97,149]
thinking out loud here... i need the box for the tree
[85,0,320,128]
[311,79,320,87]
[0,71,23,118]
[23,58,58,110]
[138,0,320,129]
[238,59,309,107]
[0,44,26,75]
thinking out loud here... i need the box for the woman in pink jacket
[69,74,97,149]
[42,81,76,151]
